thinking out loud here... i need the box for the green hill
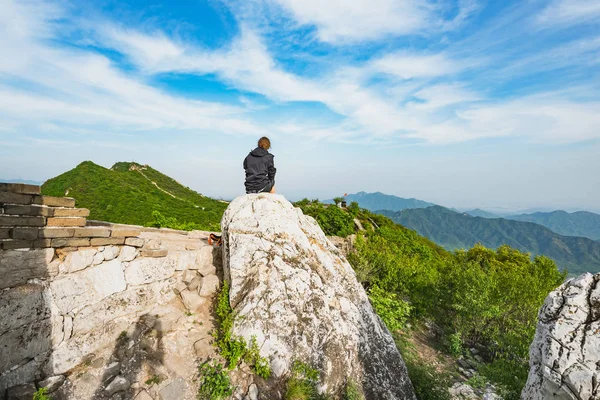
[41,161,226,231]
[382,205,600,274]
[506,210,600,241]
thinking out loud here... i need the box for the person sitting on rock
[244,136,276,194]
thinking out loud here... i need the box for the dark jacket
[243,147,276,192]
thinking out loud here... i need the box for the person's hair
[258,137,271,150]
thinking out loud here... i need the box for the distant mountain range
[378,206,600,275]
[329,192,436,212]
[0,178,44,185]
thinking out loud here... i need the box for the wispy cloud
[537,0,600,27]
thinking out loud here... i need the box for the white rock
[125,254,177,285]
[105,375,129,396]
[38,375,65,393]
[118,246,137,262]
[246,383,258,400]
[198,275,220,297]
[522,273,600,400]
[180,289,206,312]
[92,251,105,265]
[50,259,126,314]
[103,246,120,261]
[62,248,97,273]
[221,194,416,399]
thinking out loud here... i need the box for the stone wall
[0,183,222,400]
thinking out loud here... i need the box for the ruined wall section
[0,183,221,400]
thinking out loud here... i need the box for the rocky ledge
[522,272,600,399]
[221,194,417,399]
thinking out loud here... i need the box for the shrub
[197,361,233,400]
[33,388,52,400]
[368,285,412,332]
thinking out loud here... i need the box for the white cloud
[370,52,462,79]
[269,0,432,43]
[538,0,600,26]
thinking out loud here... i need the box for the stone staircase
[0,183,141,250]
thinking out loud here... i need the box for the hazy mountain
[0,178,44,185]
[505,211,600,241]
[465,209,500,218]
[330,191,436,212]
[380,206,600,275]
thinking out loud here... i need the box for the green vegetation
[395,334,451,400]
[145,375,162,386]
[296,200,567,398]
[213,281,271,377]
[295,199,356,237]
[197,361,233,400]
[343,379,365,400]
[368,285,412,333]
[383,205,600,274]
[33,388,52,400]
[284,361,320,400]
[42,161,226,231]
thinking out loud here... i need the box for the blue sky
[1,0,599,211]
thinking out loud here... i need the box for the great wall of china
[0,183,226,400]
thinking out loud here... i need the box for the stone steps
[0,182,142,250]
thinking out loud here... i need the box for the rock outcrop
[522,272,600,399]
[221,194,417,399]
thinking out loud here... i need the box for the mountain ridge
[380,205,600,275]
[41,161,226,231]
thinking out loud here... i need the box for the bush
[197,361,233,400]
[368,285,412,332]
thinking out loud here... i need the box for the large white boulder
[522,272,600,399]
[221,194,417,399]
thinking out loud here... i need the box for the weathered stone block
[73,227,110,238]
[140,249,168,258]
[51,238,91,248]
[0,360,39,398]
[0,183,40,195]
[180,289,206,312]
[38,375,65,393]
[111,228,142,238]
[46,217,86,227]
[38,228,75,238]
[118,246,137,262]
[3,204,53,217]
[50,259,126,314]
[1,239,33,250]
[0,248,55,289]
[0,191,32,205]
[198,275,220,297]
[0,227,10,239]
[59,248,97,273]
[32,196,75,208]
[52,208,90,217]
[0,215,45,227]
[102,245,120,261]
[90,238,125,246]
[11,227,39,240]
[125,255,177,285]
[124,237,144,247]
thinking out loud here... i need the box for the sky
[1,0,599,211]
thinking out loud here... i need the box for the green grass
[197,361,233,400]
[42,161,226,231]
